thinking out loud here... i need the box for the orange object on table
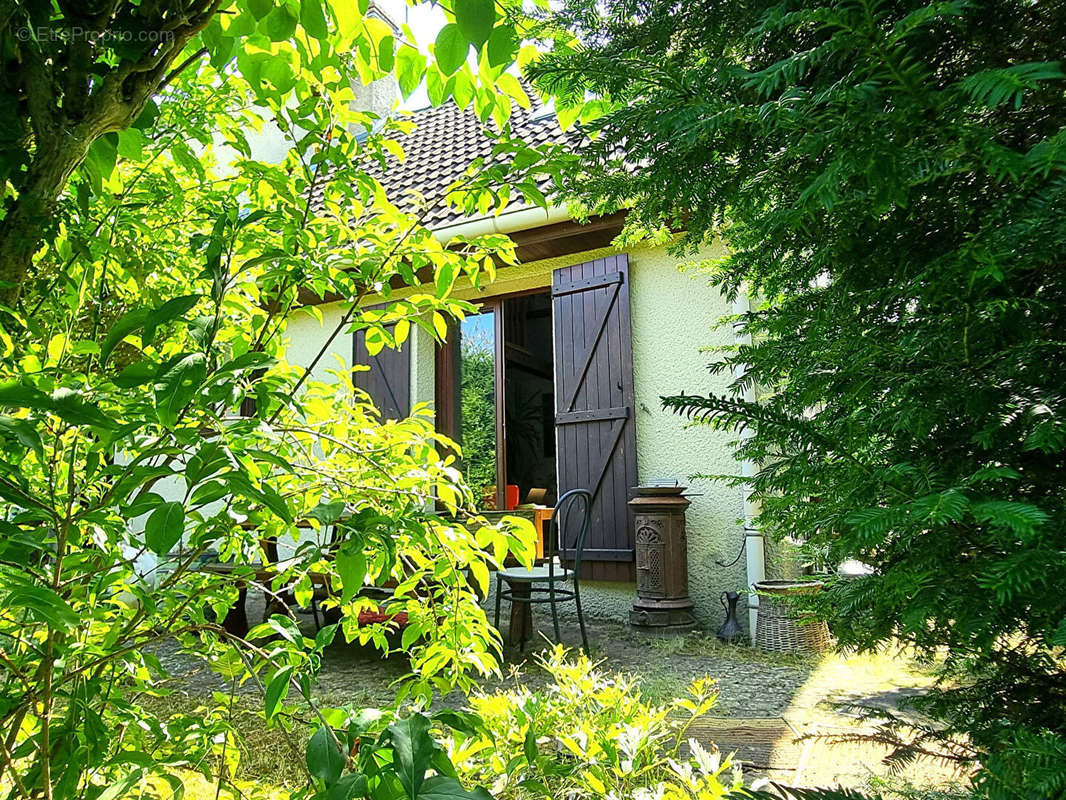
[482,484,521,510]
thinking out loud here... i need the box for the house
[283,58,766,635]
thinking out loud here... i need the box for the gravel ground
[156,593,933,721]
[153,594,967,791]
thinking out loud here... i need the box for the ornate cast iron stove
[629,484,696,631]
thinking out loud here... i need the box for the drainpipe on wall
[732,293,766,637]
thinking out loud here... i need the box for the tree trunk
[0,134,92,306]
[0,0,220,306]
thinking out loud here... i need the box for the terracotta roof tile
[312,96,573,229]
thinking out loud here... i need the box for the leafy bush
[530,0,1066,792]
[443,645,743,800]
[0,1,567,796]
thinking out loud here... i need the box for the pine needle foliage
[530,0,1066,794]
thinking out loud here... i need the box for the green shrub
[443,645,743,800]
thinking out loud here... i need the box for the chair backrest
[547,489,593,582]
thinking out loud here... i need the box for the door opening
[503,292,557,508]
[435,289,557,511]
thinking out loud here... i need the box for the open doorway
[435,289,557,511]
[503,292,556,508]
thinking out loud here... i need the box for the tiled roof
[314,97,574,229]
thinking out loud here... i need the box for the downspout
[732,292,765,637]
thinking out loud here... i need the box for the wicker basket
[753,579,831,654]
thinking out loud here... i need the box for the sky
[216,2,475,165]
[380,0,447,109]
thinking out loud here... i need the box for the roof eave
[430,203,573,241]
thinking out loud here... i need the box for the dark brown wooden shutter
[352,309,410,420]
[553,254,637,580]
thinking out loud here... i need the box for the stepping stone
[682,716,808,779]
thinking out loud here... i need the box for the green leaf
[125,491,166,518]
[0,381,51,411]
[306,725,345,787]
[218,350,276,373]
[497,73,529,108]
[451,70,474,108]
[101,308,150,365]
[133,99,159,131]
[453,0,495,48]
[327,773,368,800]
[397,45,426,98]
[0,415,42,458]
[300,0,329,39]
[86,135,118,184]
[418,776,492,800]
[426,67,449,105]
[262,56,296,94]
[145,501,185,555]
[523,726,538,763]
[0,523,48,560]
[389,713,435,799]
[315,623,339,650]
[377,34,395,73]
[1052,617,1066,647]
[237,47,266,92]
[51,388,117,429]
[486,26,518,67]
[154,352,207,427]
[435,24,468,76]
[263,5,298,41]
[95,770,144,800]
[143,294,200,346]
[435,261,457,297]
[190,480,229,507]
[336,547,366,604]
[206,32,237,70]
[225,471,293,523]
[348,708,383,743]
[266,613,303,644]
[401,620,421,650]
[961,62,1066,109]
[307,500,347,525]
[114,360,159,389]
[223,10,257,37]
[0,383,109,431]
[0,379,116,430]
[971,500,1050,537]
[5,585,80,631]
[247,0,274,20]
[265,665,293,720]
[116,128,145,161]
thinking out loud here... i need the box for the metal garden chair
[494,488,593,653]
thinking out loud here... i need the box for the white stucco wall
[627,242,750,630]
[283,305,353,387]
[280,239,751,633]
